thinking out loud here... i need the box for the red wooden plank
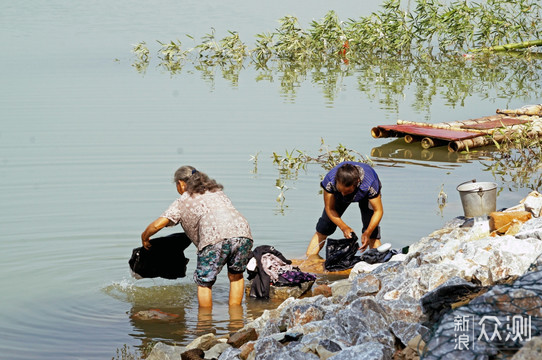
[377,125,480,141]
[461,118,529,130]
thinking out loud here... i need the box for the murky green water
[1,1,540,358]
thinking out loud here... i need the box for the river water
[1,1,540,359]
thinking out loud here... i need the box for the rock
[282,303,326,328]
[489,211,532,234]
[326,342,391,360]
[329,279,352,300]
[205,343,231,360]
[147,342,185,360]
[511,336,542,359]
[245,280,315,301]
[150,206,542,360]
[348,261,383,278]
[227,327,258,348]
[348,254,407,280]
[217,346,241,360]
[180,348,204,360]
[252,337,284,360]
[131,309,181,321]
[312,284,332,297]
[352,274,381,296]
[515,217,542,240]
[186,333,219,351]
[300,342,338,360]
[389,321,429,347]
[270,281,315,300]
[423,261,542,359]
[239,341,255,360]
[522,191,542,218]
[291,257,352,276]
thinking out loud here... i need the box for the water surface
[1,1,540,358]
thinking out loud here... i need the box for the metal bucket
[456,179,497,218]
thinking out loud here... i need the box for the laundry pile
[246,245,316,299]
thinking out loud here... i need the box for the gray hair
[173,165,196,183]
[173,165,223,194]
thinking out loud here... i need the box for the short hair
[335,163,364,187]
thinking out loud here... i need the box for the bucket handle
[458,179,476,187]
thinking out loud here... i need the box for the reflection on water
[370,138,496,169]
[102,279,286,351]
[103,282,196,345]
[135,44,542,113]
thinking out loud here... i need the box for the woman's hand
[142,237,152,250]
[360,231,370,251]
[341,226,355,239]
[141,217,171,249]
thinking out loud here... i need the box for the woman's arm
[324,191,354,239]
[141,217,171,249]
[361,194,384,249]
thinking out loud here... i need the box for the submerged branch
[470,39,542,53]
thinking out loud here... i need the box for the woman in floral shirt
[141,166,253,308]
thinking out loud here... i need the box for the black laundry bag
[324,233,361,271]
[129,232,191,279]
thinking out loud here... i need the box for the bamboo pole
[421,137,447,149]
[448,135,496,152]
[371,127,391,138]
[404,134,419,143]
[448,121,542,151]
[497,105,542,117]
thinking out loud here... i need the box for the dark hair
[336,163,363,187]
[173,166,223,195]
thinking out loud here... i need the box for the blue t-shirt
[320,161,381,203]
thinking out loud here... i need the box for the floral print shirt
[161,190,252,251]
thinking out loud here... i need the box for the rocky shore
[148,192,542,360]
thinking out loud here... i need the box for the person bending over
[142,166,253,308]
[306,161,383,256]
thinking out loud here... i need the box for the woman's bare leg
[228,272,244,306]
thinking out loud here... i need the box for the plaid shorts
[194,237,253,287]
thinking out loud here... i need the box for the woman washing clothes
[141,165,253,308]
[306,161,384,257]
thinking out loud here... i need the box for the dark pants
[316,195,380,239]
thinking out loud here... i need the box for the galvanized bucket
[456,179,497,218]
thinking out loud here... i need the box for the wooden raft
[371,109,540,152]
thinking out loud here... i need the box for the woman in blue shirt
[306,161,383,256]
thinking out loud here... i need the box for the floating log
[461,118,530,130]
[448,135,495,152]
[497,104,542,117]
[371,127,391,138]
[404,134,419,143]
[421,137,447,149]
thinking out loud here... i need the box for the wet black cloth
[360,248,399,264]
[247,245,292,299]
[324,234,361,271]
[129,232,191,280]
